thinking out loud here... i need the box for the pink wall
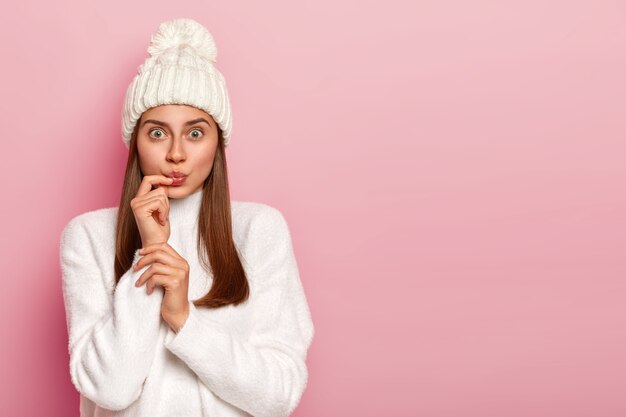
[1,1,625,416]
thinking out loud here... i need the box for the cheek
[137,142,164,172]
[194,147,217,173]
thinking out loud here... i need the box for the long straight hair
[113,115,249,309]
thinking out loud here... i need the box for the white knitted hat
[121,18,232,148]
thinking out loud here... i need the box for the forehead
[141,104,214,124]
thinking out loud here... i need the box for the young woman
[60,18,314,417]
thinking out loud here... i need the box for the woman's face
[137,104,219,198]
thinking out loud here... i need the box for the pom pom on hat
[147,18,218,63]
[121,18,232,148]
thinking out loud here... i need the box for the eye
[189,128,204,140]
[148,128,166,139]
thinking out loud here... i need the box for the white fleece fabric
[59,188,314,417]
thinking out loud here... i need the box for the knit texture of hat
[121,18,232,148]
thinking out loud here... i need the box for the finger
[139,242,180,260]
[135,262,178,288]
[137,175,174,197]
[144,185,170,200]
[138,254,186,276]
[147,272,186,295]
[146,274,170,295]
[137,195,170,225]
[146,189,170,223]
[134,247,180,271]
[132,188,168,211]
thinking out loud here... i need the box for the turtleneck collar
[168,188,203,227]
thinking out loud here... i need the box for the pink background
[1,1,625,416]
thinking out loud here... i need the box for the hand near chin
[132,242,191,333]
[131,174,175,247]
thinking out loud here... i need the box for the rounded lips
[166,171,187,178]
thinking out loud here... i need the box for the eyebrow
[141,117,211,129]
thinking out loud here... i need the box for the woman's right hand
[131,175,175,248]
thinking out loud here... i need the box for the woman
[60,18,314,417]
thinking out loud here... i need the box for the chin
[166,186,186,196]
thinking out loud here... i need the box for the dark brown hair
[113,114,249,309]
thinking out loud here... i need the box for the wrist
[172,304,191,334]
[142,239,167,248]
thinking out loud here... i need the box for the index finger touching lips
[138,175,174,196]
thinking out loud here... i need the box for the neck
[168,188,203,227]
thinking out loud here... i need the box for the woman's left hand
[133,242,190,333]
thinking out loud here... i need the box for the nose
[166,137,186,163]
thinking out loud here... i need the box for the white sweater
[59,188,314,417]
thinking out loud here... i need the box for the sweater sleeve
[163,207,315,417]
[59,215,165,411]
